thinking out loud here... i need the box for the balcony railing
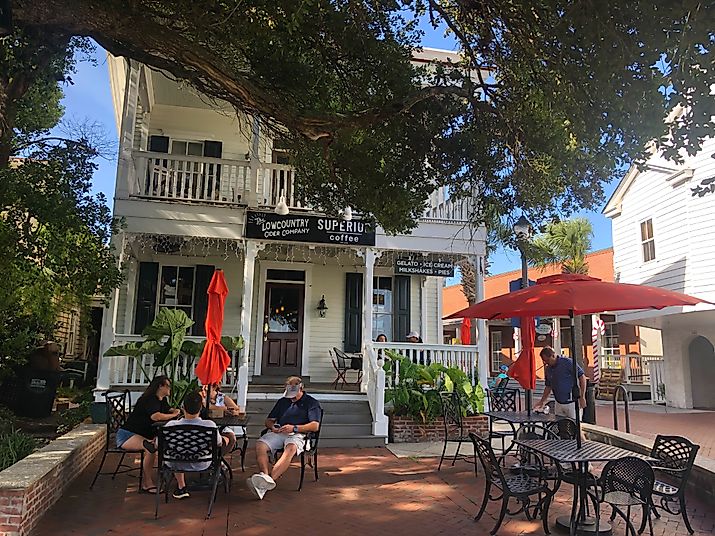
[128,151,470,221]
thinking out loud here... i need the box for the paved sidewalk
[33,446,715,535]
[595,405,715,459]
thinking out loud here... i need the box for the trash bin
[582,380,597,424]
[14,367,61,418]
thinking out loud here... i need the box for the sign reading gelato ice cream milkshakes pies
[245,210,376,246]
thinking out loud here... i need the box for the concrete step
[245,399,372,416]
[319,436,387,448]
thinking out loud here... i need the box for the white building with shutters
[603,136,715,409]
[97,50,488,441]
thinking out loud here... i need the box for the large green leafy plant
[383,350,485,424]
[104,308,243,407]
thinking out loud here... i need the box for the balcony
[127,150,469,222]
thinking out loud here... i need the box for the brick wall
[389,415,489,443]
[0,424,105,536]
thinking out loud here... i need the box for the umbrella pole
[570,310,582,449]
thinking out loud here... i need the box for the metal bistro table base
[555,515,611,536]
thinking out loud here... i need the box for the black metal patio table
[513,439,656,536]
[485,411,561,458]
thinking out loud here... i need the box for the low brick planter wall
[389,414,489,443]
[0,423,105,536]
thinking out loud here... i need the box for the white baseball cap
[406,331,420,339]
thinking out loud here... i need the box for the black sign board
[395,257,455,277]
[245,211,376,246]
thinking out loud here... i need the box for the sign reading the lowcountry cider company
[394,257,455,277]
[245,211,376,246]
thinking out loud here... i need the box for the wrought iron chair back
[157,425,220,468]
[546,417,578,440]
[470,432,507,489]
[105,390,131,442]
[439,391,464,438]
[489,388,519,412]
[650,435,699,476]
[601,456,655,503]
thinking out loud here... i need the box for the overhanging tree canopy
[5,0,714,233]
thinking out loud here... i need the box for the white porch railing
[648,357,666,404]
[257,164,304,209]
[374,342,478,385]
[423,186,471,222]
[132,151,252,204]
[602,353,662,385]
[102,335,241,389]
[362,342,388,437]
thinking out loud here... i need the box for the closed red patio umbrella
[460,318,471,345]
[195,269,231,387]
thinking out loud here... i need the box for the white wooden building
[603,136,715,409]
[97,51,488,443]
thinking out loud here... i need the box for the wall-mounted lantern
[317,295,328,318]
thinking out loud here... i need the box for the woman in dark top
[116,375,179,493]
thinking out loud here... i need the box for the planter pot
[90,402,107,424]
[388,414,489,443]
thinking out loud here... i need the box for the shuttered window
[393,275,411,342]
[344,273,363,352]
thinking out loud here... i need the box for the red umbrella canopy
[460,318,471,345]
[195,269,232,385]
[509,317,536,391]
[446,273,710,320]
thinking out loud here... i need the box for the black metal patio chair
[89,390,144,490]
[487,388,520,459]
[155,424,228,519]
[648,435,700,534]
[469,432,554,535]
[437,391,478,476]
[331,347,362,389]
[599,456,655,536]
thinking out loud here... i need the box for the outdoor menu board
[394,257,455,277]
[245,210,376,246]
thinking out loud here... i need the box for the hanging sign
[245,211,375,246]
[535,323,552,336]
[395,257,455,277]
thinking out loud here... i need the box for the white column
[237,241,265,410]
[474,255,489,395]
[359,248,381,391]
[420,276,428,342]
[116,60,141,199]
[95,233,127,400]
[248,118,261,206]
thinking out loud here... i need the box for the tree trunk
[573,315,586,371]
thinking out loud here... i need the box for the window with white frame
[640,218,656,262]
[603,321,621,369]
[158,265,195,319]
[372,276,393,341]
[490,331,503,373]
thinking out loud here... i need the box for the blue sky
[54,31,618,280]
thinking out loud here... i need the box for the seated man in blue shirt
[534,346,587,419]
[247,376,321,500]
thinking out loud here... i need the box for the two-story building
[604,136,715,409]
[96,50,488,444]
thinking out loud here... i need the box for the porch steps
[244,391,386,448]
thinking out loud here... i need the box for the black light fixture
[317,295,328,318]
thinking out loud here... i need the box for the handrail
[612,384,631,433]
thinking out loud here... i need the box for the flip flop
[139,486,158,494]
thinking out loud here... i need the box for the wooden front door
[261,283,304,376]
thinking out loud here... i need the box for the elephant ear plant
[104,308,243,407]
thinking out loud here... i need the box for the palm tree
[530,218,594,368]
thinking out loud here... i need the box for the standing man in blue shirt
[534,346,587,419]
[247,376,321,500]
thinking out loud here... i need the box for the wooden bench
[595,368,624,400]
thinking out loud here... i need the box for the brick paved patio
[33,446,715,535]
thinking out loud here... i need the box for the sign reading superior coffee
[395,257,455,277]
[245,211,376,246]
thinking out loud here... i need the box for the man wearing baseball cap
[246,376,321,499]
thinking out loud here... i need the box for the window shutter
[192,265,215,336]
[393,275,411,342]
[203,141,223,158]
[344,273,363,353]
[133,262,159,334]
[148,135,169,153]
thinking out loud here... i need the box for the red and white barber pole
[591,315,605,384]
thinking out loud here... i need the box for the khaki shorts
[258,431,306,456]
[554,401,582,420]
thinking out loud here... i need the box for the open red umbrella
[195,269,231,386]
[446,273,709,447]
[460,318,471,345]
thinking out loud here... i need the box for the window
[603,321,621,369]
[640,218,656,262]
[372,276,393,341]
[158,265,195,319]
[490,331,503,373]
[170,139,204,156]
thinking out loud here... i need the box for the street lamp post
[513,215,533,413]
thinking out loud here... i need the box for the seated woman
[116,375,180,494]
[200,383,238,451]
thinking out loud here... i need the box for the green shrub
[56,401,90,436]
[0,430,37,472]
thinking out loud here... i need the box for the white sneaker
[246,477,266,500]
[252,472,276,491]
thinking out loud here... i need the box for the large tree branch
[13,0,481,141]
